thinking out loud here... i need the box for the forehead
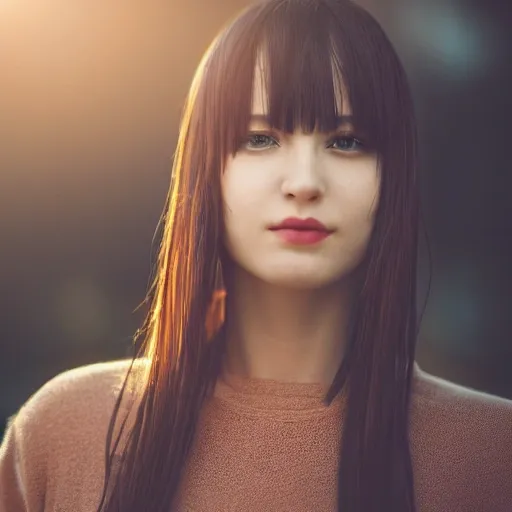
[250,51,351,118]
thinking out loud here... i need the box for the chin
[229,254,358,291]
[260,268,343,290]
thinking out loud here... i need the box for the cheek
[222,157,248,205]
[333,162,380,225]
[221,156,276,223]
[222,175,253,233]
[220,165,259,256]
[357,181,380,224]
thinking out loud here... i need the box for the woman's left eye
[327,136,364,152]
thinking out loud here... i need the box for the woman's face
[221,65,380,289]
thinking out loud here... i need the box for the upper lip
[269,217,331,232]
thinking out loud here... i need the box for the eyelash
[243,132,365,153]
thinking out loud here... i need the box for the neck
[223,266,355,387]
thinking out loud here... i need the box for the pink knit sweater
[1,360,511,511]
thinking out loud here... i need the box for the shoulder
[6,359,142,461]
[0,359,144,511]
[13,359,137,432]
[411,363,512,444]
[410,363,512,511]
[6,358,151,468]
[412,363,512,420]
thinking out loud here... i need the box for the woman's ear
[205,289,227,340]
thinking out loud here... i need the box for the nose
[280,150,325,203]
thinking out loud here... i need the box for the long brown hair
[98,0,419,510]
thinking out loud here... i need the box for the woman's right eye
[243,133,279,151]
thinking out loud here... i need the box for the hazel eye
[244,133,279,150]
[328,136,364,152]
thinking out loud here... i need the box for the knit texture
[1,360,511,511]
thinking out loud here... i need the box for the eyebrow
[249,114,355,126]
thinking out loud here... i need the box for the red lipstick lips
[269,217,332,245]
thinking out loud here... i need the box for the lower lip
[272,229,331,245]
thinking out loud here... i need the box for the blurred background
[1,0,511,436]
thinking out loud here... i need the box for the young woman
[1,1,511,511]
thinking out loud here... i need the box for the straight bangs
[194,0,416,166]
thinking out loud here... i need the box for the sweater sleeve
[0,361,133,512]
[0,391,52,512]
[0,415,40,512]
